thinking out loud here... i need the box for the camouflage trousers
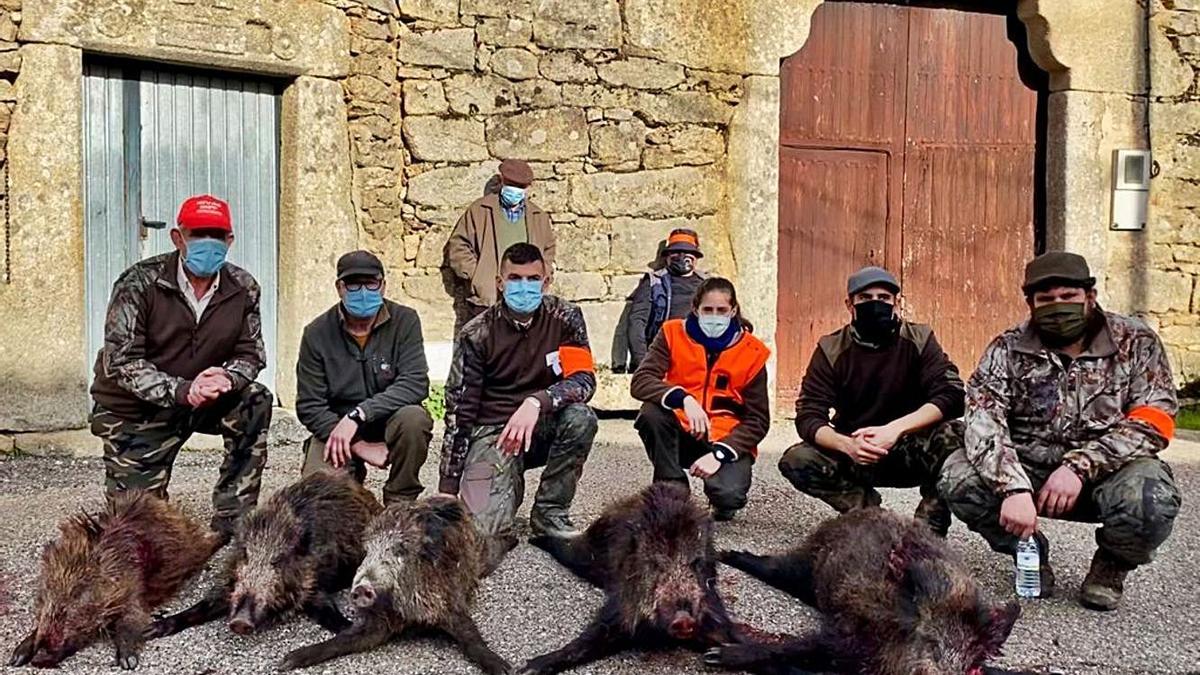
[778,420,964,513]
[939,451,1181,567]
[90,382,273,522]
[458,403,598,538]
[301,404,433,505]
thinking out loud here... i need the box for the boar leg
[719,550,815,605]
[112,608,151,670]
[704,632,844,673]
[518,598,625,675]
[8,629,36,667]
[442,611,511,675]
[278,617,393,671]
[146,591,229,638]
[301,592,352,633]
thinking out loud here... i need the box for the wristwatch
[711,443,738,465]
[347,407,366,425]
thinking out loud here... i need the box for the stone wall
[332,0,746,374]
[1150,0,1200,387]
[0,0,18,284]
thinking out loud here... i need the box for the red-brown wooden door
[776,1,1039,411]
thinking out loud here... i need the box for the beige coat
[444,193,555,307]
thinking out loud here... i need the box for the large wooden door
[776,1,1039,410]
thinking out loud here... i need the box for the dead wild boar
[147,471,381,639]
[279,496,510,674]
[709,507,1021,675]
[519,482,739,675]
[9,491,218,670]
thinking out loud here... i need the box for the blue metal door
[84,62,281,392]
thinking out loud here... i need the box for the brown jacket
[444,193,555,308]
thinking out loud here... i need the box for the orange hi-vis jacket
[661,319,771,454]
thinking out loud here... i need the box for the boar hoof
[9,633,35,667]
[116,651,140,670]
[704,644,755,668]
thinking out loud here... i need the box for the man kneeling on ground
[439,243,598,563]
[296,250,433,505]
[940,251,1181,611]
[779,266,966,536]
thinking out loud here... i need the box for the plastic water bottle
[1014,537,1041,598]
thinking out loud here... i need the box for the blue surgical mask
[503,279,543,314]
[343,288,384,319]
[698,314,732,338]
[500,185,526,208]
[183,238,228,278]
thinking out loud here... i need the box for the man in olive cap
[445,158,556,334]
[940,251,1180,611]
[780,266,966,536]
[625,228,709,368]
[295,250,433,505]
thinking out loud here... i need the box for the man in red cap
[445,158,556,334]
[90,194,272,543]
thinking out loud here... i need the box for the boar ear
[977,601,1020,656]
[294,526,313,557]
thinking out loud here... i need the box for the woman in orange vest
[630,277,771,521]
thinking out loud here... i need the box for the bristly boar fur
[519,482,740,675]
[280,496,510,674]
[9,491,218,670]
[147,471,381,639]
[709,507,1021,675]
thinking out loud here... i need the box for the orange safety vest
[661,319,771,454]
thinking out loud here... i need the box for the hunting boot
[913,495,952,538]
[1079,550,1131,611]
[530,510,580,538]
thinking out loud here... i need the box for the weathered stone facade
[0,0,1196,435]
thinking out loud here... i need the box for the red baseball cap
[177,194,232,233]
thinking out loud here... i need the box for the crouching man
[439,243,598,562]
[940,252,1182,610]
[90,194,272,541]
[296,250,433,505]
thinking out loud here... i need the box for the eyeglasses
[344,280,383,292]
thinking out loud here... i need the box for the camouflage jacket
[91,252,266,418]
[439,295,596,494]
[965,310,1177,493]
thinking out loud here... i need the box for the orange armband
[559,345,595,377]
[1127,406,1175,441]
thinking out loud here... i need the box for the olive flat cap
[847,266,900,296]
[499,158,534,186]
[1022,251,1094,293]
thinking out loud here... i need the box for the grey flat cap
[847,266,900,296]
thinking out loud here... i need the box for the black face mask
[852,300,898,343]
[667,256,694,276]
[1032,302,1089,348]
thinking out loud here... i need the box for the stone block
[403,116,489,162]
[579,301,627,368]
[513,80,563,108]
[555,220,611,271]
[351,52,399,82]
[560,83,636,108]
[403,273,454,303]
[532,0,621,49]
[400,0,459,24]
[13,429,101,458]
[635,90,734,125]
[569,167,721,218]
[406,162,500,207]
[403,80,449,115]
[345,74,392,104]
[397,27,475,70]
[1151,13,1195,98]
[462,0,532,19]
[555,272,607,301]
[416,205,464,229]
[477,16,532,46]
[491,47,540,80]
[0,434,12,453]
[643,125,725,168]
[539,50,597,82]
[590,371,637,411]
[531,177,570,212]
[416,224,454,267]
[597,57,685,90]
[1148,269,1195,313]
[610,273,643,299]
[590,119,647,166]
[444,73,518,115]
[404,233,421,261]
[609,215,717,272]
[487,108,589,161]
[0,50,19,74]
[350,16,391,40]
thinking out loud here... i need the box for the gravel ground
[0,420,1197,675]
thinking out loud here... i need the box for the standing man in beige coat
[445,159,556,334]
